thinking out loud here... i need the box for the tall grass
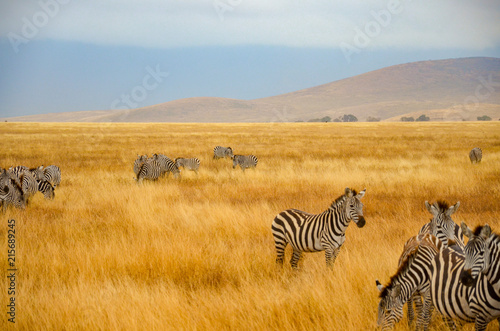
[1,122,499,330]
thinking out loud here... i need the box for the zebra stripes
[175,157,200,173]
[44,165,61,187]
[134,155,148,176]
[37,180,55,200]
[469,147,482,163]
[136,159,163,183]
[0,169,25,212]
[376,234,442,330]
[271,188,366,269]
[152,154,180,178]
[418,201,464,249]
[232,154,258,171]
[213,146,233,159]
[19,170,38,204]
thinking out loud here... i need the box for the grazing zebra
[133,155,148,176]
[44,165,61,187]
[152,154,180,178]
[376,234,442,331]
[271,188,366,269]
[136,159,163,183]
[29,165,45,180]
[0,177,25,212]
[469,147,482,164]
[459,223,500,330]
[418,201,464,249]
[37,180,55,200]
[19,170,38,204]
[175,157,200,173]
[232,154,258,171]
[213,146,233,159]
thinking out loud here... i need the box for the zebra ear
[345,188,353,197]
[376,280,383,291]
[447,202,460,216]
[480,224,491,239]
[425,201,438,216]
[461,222,473,238]
[356,189,366,199]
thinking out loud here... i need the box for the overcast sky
[1,0,499,117]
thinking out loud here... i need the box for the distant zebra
[133,155,148,176]
[37,180,55,200]
[213,146,233,159]
[271,188,366,269]
[418,201,464,249]
[136,159,163,183]
[469,147,482,163]
[376,233,442,331]
[44,165,61,187]
[19,170,38,204]
[152,154,180,178]
[0,174,25,212]
[232,154,258,171]
[175,157,200,173]
[459,223,500,330]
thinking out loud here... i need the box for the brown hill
[3,57,500,122]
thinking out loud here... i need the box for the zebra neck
[324,207,349,232]
[485,239,500,286]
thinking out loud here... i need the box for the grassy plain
[0,122,499,330]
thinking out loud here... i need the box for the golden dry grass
[0,122,499,330]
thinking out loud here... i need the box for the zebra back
[232,154,258,171]
[44,165,61,187]
[175,157,200,172]
[418,200,464,249]
[213,146,233,159]
[469,147,482,163]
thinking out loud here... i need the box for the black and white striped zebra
[175,157,200,173]
[44,165,61,187]
[376,234,442,330]
[152,154,180,178]
[213,146,233,159]
[271,188,366,269]
[19,170,38,204]
[29,165,45,181]
[232,154,258,171]
[459,223,500,330]
[133,155,148,176]
[0,170,25,212]
[469,147,482,164]
[37,180,55,200]
[418,201,464,250]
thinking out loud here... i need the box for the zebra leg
[407,295,415,329]
[325,246,341,268]
[289,249,302,269]
[274,240,287,267]
[474,317,488,331]
[442,317,457,331]
[417,292,432,331]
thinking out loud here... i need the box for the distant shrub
[477,115,492,121]
[342,114,358,122]
[366,116,381,122]
[401,117,415,122]
[416,114,430,122]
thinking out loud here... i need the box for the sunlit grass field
[1,122,499,330]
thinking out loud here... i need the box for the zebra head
[425,201,460,246]
[344,188,366,228]
[376,280,404,330]
[460,222,492,287]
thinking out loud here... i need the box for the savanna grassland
[1,122,499,331]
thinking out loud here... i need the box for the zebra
[8,165,28,178]
[19,170,38,204]
[213,146,233,159]
[232,154,258,171]
[376,233,442,330]
[271,187,366,269]
[133,155,148,176]
[418,201,464,250]
[175,157,200,173]
[29,165,45,181]
[151,154,180,178]
[136,159,163,183]
[459,222,500,330]
[469,147,482,164]
[0,175,25,212]
[37,180,55,200]
[44,165,61,187]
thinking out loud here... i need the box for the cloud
[1,0,499,50]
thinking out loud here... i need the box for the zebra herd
[0,164,61,212]
[375,200,500,330]
[133,146,258,183]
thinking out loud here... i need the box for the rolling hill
[3,57,500,122]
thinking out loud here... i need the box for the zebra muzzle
[356,216,366,228]
[460,269,475,287]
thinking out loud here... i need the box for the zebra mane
[329,189,358,209]
[379,245,420,299]
[435,200,450,212]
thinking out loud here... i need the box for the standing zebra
[418,201,464,249]
[175,157,200,173]
[19,170,38,204]
[232,154,258,171]
[133,155,148,176]
[152,154,180,178]
[459,223,500,330]
[136,159,163,184]
[469,147,482,164]
[271,188,366,269]
[30,165,45,181]
[376,233,442,330]
[44,165,61,187]
[213,146,233,159]
[0,173,25,212]
[37,180,55,200]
